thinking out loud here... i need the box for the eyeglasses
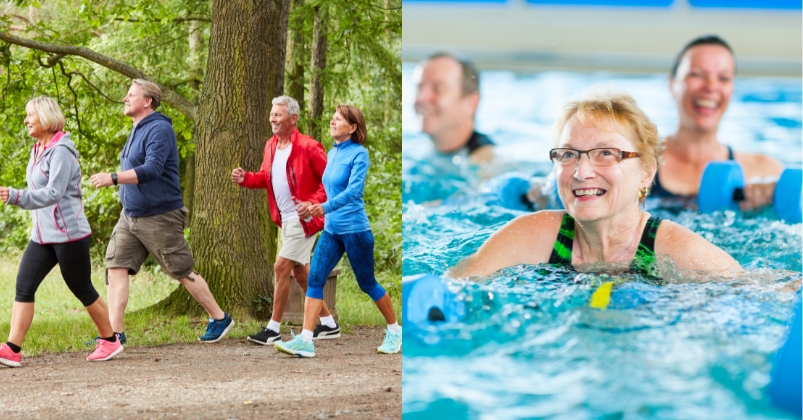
[549,148,641,166]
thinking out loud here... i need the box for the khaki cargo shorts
[278,218,317,265]
[105,207,195,281]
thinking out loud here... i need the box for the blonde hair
[553,88,662,173]
[26,96,65,133]
[132,79,162,109]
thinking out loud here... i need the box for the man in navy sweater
[90,79,233,343]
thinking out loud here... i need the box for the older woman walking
[275,105,401,357]
[0,96,122,367]
[452,90,743,279]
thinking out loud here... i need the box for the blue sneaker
[274,330,315,358]
[85,332,126,347]
[199,313,234,343]
[377,329,401,354]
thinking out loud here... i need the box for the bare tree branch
[0,30,198,122]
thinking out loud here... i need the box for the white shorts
[278,218,317,265]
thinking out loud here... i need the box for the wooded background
[0,0,401,319]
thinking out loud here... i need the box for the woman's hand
[309,204,325,217]
[0,186,9,203]
[739,180,776,211]
[231,167,245,184]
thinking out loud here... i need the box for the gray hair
[271,96,300,116]
[132,79,162,110]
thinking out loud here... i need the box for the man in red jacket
[231,96,338,344]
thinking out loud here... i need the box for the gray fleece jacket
[6,132,91,244]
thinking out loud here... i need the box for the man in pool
[413,52,494,164]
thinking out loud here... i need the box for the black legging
[15,236,99,306]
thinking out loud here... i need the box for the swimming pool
[402,64,802,419]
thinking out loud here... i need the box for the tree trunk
[307,4,327,139]
[183,21,204,224]
[156,0,290,318]
[285,0,306,119]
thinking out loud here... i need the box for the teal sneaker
[274,331,315,358]
[377,329,402,354]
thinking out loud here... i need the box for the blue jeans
[306,230,386,302]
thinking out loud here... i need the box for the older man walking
[231,96,337,345]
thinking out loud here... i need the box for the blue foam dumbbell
[769,295,802,416]
[402,274,465,327]
[698,162,802,224]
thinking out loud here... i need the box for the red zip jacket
[240,128,327,236]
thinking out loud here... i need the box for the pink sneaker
[86,338,123,362]
[0,343,21,367]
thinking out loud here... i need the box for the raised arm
[4,147,75,210]
[447,211,563,279]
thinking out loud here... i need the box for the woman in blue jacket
[275,105,401,358]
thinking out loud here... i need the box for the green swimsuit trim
[547,213,662,277]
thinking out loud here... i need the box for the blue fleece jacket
[119,112,184,217]
[321,140,371,234]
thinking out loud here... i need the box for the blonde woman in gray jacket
[0,96,123,367]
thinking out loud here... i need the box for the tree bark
[156,0,289,317]
[307,4,327,139]
[285,0,306,118]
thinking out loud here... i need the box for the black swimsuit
[464,131,494,155]
[547,213,663,278]
[651,145,735,199]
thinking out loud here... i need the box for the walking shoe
[274,331,315,358]
[312,323,341,340]
[0,343,21,367]
[85,332,127,347]
[199,313,234,343]
[247,327,281,345]
[377,329,402,354]
[87,338,124,362]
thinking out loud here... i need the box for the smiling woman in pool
[654,35,784,209]
[452,90,744,279]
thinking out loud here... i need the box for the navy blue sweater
[119,112,184,217]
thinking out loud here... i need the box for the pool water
[402,64,802,419]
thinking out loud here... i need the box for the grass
[0,253,401,355]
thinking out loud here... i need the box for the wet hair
[424,52,480,96]
[272,96,301,117]
[670,35,735,78]
[131,79,162,110]
[553,88,662,174]
[335,105,367,144]
[26,96,65,133]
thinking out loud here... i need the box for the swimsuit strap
[547,213,663,278]
[548,213,575,265]
[726,145,735,160]
[630,215,662,276]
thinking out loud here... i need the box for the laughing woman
[452,90,743,279]
[275,105,402,357]
[0,97,122,367]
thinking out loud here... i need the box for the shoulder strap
[631,216,662,276]
[548,213,574,264]
[726,145,735,160]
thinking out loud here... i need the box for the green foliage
[0,0,400,292]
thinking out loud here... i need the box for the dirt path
[0,326,401,419]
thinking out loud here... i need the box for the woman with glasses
[654,35,783,209]
[451,90,742,279]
